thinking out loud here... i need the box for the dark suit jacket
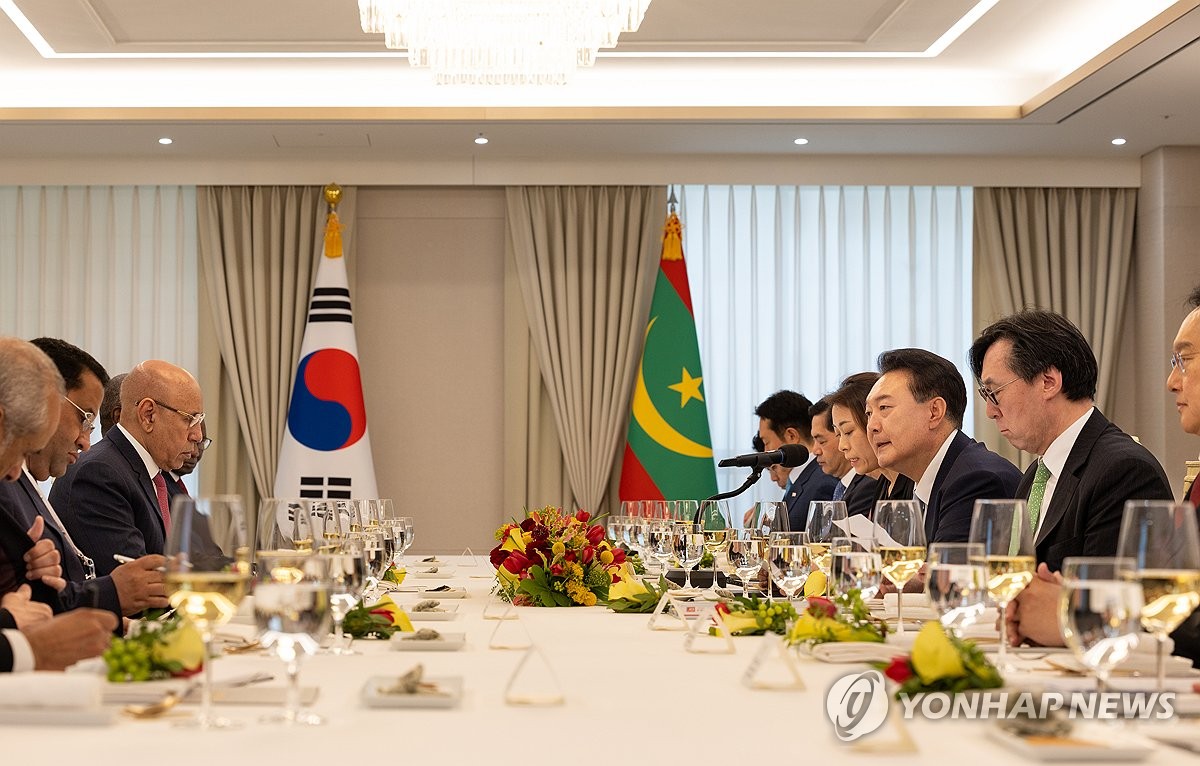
[923,431,1022,544]
[0,498,59,609]
[0,608,15,672]
[1023,410,1173,573]
[50,427,165,578]
[0,474,120,616]
[785,460,839,531]
[843,473,879,518]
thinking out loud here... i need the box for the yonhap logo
[826,670,889,741]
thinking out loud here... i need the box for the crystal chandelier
[357,0,654,85]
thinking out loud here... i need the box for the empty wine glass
[257,498,309,552]
[767,532,810,605]
[875,499,927,635]
[164,495,251,730]
[970,499,1035,672]
[394,516,414,563]
[644,521,674,580]
[1059,557,1143,697]
[727,530,767,596]
[750,500,786,535]
[1117,500,1200,690]
[926,542,988,637]
[829,536,882,600]
[255,554,330,725]
[672,524,705,590]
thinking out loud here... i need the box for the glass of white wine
[767,532,810,605]
[319,502,344,552]
[727,530,767,596]
[164,495,251,730]
[257,498,310,552]
[875,500,927,636]
[255,555,331,725]
[1059,557,1143,696]
[698,500,730,593]
[1117,499,1200,691]
[926,542,988,637]
[806,500,848,578]
[969,499,1036,672]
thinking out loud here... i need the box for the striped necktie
[1027,460,1052,532]
[152,472,171,535]
[832,482,846,501]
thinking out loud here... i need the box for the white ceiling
[0,0,1198,163]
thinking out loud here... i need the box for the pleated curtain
[506,186,666,516]
[196,186,357,520]
[972,187,1137,468]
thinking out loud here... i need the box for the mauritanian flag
[273,185,379,503]
[619,208,718,501]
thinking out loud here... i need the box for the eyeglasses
[148,399,205,429]
[976,376,1021,406]
[199,437,213,451]
[64,395,96,435]
[1171,352,1194,375]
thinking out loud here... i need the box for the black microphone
[717,443,808,469]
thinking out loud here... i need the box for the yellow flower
[608,571,648,601]
[804,571,826,597]
[501,527,525,552]
[599,549,614,565]
[154,622,204,672]
[910,622,965,684]
[582,592,597,606]
[368,595,415,633]
[552,541,566,557]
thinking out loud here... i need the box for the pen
[113,554,135,564]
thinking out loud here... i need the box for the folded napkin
[879,593,937,620]
[0,673,102,709]
[807,642,902,664]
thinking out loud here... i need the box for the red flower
[612,573,621,583]
[564,551,577,563]
[489,547,509,569]
[582,546,595,565]
[586,524,605,545]
[550,564,564,576]
[714,602,731,617]
[520,518,536,532]
[502,551,530,574]
[611,547,627,566]
[807,597,836,619]
[883,657,914,683]
[575,510,591,523]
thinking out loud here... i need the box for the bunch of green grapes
[741,597,798,635]
[102,634,161,683]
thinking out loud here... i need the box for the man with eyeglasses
[969,310,1172,573]
[0,340,169,619]
[51,360,205,577]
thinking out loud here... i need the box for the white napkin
[807,642,903,664]
[0,673,102,709]
[880,592,937,621]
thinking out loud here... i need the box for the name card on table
[682,602,735,654]
[503,647,565,707]
[741,634,805,691]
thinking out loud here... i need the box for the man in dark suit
[970,310,1172,571]
[52,359,205,577]
[809,397,876,518]
[755,390,838,532]
[866,348,1021,544]
[0,339,167,618]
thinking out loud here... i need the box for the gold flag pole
[324,183,343,259]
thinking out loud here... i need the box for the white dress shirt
[1033,407,1095,539]
[914,430,960,508]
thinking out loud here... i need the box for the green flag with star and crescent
[619,208,718,502]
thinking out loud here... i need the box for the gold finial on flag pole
[323,183,344,258]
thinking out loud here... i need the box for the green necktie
[1027,460,1052,533]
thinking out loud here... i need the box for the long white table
[6,556,1198,764]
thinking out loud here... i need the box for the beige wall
[354,187,508,554]
[1112,147,1200,495]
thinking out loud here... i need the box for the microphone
[717,443,808,469]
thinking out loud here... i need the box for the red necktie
[174,477,190,497]
[152,472,171,535]
[1190,477,1200,508]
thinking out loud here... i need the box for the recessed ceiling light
[158,137,173,145]
[1111,137,1127,146]
[474,134,489,145]
[793,137,809,145]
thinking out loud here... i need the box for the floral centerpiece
[787,590,888,645]
[874,622,1003,696]
[714,596,798,636]
[490,506,629,607]
[103,612,204,682]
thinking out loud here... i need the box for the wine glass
[1059,557,1143,696]
[644,521,674,580]
[727,530,767,596]
[393,516,414,564]
[926,542,988,637]
[875,500,927,635]
[673,500,699,525]
[257,498,308,552]
[672,524,705,590]
[806,500,848,577]
[164,495,251,729]
[767,532,810,605]
[969,499,1035,672]
[750,500,786,535]
[319,502,345,552]
[698,500,731,593]
[324,540,366,656]
[1116,500,1200,690]
[829,536,882,600]
[254,554,330,725]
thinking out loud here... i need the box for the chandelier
[357,0,654,85]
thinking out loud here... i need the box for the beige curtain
[506,186,666,516]
[196,186,357,525]
[972,187,1137,467]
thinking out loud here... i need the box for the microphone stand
[694,466,765,523]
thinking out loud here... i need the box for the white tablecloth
[4,555,1196,764]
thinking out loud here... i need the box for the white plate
[102,678,191,704]
[390,631,466,652]
[361,675,462,708]
[986,724,1155,761]
[406,602,460,621]
[412,567,456,579]
[0,708,114,726]
[1044,654,1197,678]
[417,587,467,599]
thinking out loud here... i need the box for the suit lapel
[1034,410,1107,548]
[109,428,165,534]
[925,432,969,541]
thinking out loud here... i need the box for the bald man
[51,360,204,577]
